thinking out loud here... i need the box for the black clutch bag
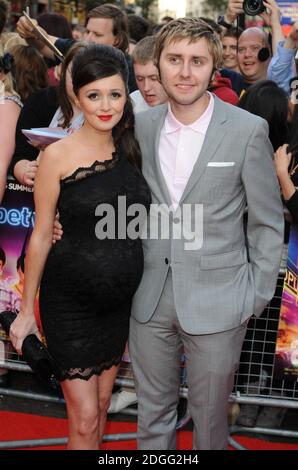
[0,311,60,390]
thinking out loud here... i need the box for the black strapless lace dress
[39,153,151,381]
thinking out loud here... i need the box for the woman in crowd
[0,45,22,203]
[12,42,86,187]
[0,45,22,385]
[274,105,298,221]
[238,79,289,151]
[10,44,48,103]
[9,43,151,450]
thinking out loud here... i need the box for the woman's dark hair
[238,80,289,151]
[37,12,73,39]
[72,43,141,170]
[128,14,150,43]
[58,41,89,129]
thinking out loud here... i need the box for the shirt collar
[164,91,214,135]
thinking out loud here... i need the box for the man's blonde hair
[154,17,223,73]
[132,35,156,65]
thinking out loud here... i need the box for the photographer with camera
[268,22,298,95]
[225,0,283,52]
[220,0,284,95]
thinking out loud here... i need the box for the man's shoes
[108,390,138,413]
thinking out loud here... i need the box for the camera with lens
[243,0,266,16]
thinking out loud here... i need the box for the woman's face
[76,73,127,131]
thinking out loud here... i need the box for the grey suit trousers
[129,269,248,450]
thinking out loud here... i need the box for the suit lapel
[151,106,173,207]
[179,96,228,205]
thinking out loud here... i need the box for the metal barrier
[1,246,297,448]
[231,245,298,441]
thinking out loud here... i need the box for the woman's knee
[74,409,99,437]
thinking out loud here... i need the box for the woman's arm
[262,0,284,55]
[10,144,63,354]
[274,144,296,201]
[0,101,21,203]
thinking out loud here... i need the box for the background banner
[274,224,298,381]
[0,179,39,329]
[277,1,298,25]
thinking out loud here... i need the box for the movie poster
[274,224,298,381]
[0,179,39,335]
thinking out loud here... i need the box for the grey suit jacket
[131,95,284,334]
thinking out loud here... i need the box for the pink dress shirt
[159,92,214,209]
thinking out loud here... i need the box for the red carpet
[0,411,297,450]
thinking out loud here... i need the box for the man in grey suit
[129,18,284,450]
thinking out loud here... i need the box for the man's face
[222,36,238,70]
[85,17,116,46]
[159,38,214,107]
[237,31,268,83]
[134,61,168,107]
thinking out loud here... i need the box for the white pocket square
[207,162,235,167]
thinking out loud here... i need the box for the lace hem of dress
[61,152,119,186]
[58,355,122,381]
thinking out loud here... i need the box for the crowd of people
[0,0,297,450]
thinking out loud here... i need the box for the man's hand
[53,214,63,244]
[16,16,53,55]
[261,0,281,27]
[226,0,244,24]
[22,160,39,187]
[17,15,39,39]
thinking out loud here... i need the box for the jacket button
[173,218,180,224]
[165,258,169,265]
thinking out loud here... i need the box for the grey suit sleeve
[241,119,284,316]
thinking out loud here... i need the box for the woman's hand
[9,312,40,355]
[274,144,292,178]
[274,144,296,202]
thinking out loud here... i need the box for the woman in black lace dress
[10,44,151,449]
